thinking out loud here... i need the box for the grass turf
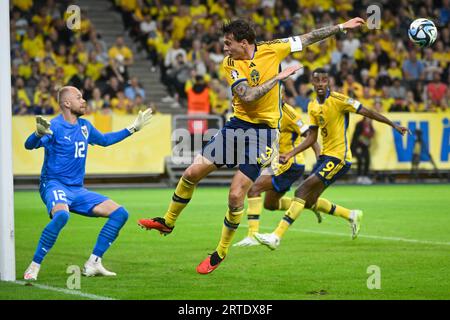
[1,184,449,300]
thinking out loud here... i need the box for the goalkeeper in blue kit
[23,86,152,281]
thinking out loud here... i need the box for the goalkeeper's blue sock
[33,210,70,264]
[92,207,128,258]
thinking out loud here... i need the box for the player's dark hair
[222,19,256,44]
[312,67,328,76]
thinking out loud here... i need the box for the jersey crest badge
[250,69,260,84]
[81,125,89,140]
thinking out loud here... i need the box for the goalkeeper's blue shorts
[39,180,108,217]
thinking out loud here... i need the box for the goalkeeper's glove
[127,108,153,134]
[35,116,53,137]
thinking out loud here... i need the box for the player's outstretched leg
[137,176,196,235]
[313,198,363,239]
[83,204,129,277]
[138,157,216,235]
[24,209,70,281]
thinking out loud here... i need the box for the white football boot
[24,261,40,281]
[233,236,260,247]
[254,233,281,250]
[82,255,116,277]
[350,210,363,240]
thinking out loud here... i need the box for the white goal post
[0,1,16,281]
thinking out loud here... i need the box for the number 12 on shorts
[53,190,67,202]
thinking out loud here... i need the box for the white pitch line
[252,225,450,246]
[13,281,117,300]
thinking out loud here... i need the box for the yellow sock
[163,177,196,227]
[247,197,262,237]
[274,198,305,239]
[315,197,351,221]
[278,197,292,210]
[216,208,244,258]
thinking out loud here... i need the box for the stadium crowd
[10,0,151,116]
[115,0,450,115]
[10,0,450,117]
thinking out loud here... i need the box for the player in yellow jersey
[233,102,322,247]
[255,68,410,250]
[138,18,365,274]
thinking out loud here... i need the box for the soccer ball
[408,18,438,48]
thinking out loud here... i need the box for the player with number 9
[23,86,153,281]
[254,68,410,250]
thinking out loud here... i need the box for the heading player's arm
[280,126,318,164]
[357,106,411,135]
[90,108,153,147]
[298,17,365,47]
[25,116,53,150]
[233,65,302,103]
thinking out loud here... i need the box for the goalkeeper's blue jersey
[26,114,130,187]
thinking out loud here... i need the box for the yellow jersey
[273,103,309,175]
[223,37,303,128]
[308,91,361,162]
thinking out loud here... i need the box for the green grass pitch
[1,184,450,300]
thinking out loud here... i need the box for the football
[408,18,438,47]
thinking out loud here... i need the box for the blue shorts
[39,180,109,217]
[272,164,305,193]
[311,155,351,187]
[201,117,279,182]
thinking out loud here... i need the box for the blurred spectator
[423,48,442,82]
[281,55,303,97]
[138,14,157,53]
[389,78,407,100]
[68,63,86,89]
[330,40,345,74]
[342,31,360,60]
[108,36,134,67]
[164,51,191,106]
[294,83,311,113]
[405,90,423,112]
[82,78,96,101]
[351,117,375,185]
[186,39,206,76]
[439,0,450,25]
[342,74,363,99]
[15,77,31,108]
[88,87,107,114]
[125,76,146,101]
[104,76,123,100]
[187,75,210,139]
[34,96,55,115]
[132,94,148,113]
[426,71,448,111]
[111,90,133,115]
[402,49,425,89]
